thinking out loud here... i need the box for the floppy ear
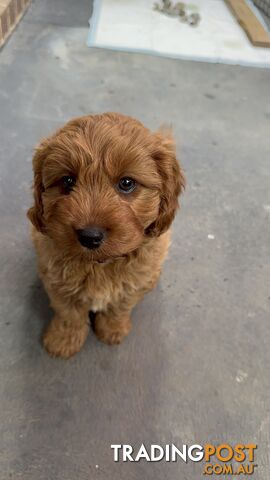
[146,131,185,237]
[27,142,47,233]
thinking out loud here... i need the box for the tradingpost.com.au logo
[111,443,257,475]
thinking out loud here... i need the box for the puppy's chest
[53,263,128,312]
[80,274,118,312]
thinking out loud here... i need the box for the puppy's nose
[76,227,105,250]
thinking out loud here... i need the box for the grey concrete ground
[0,0,270,478]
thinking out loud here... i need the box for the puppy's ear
[27,142,47,233]
[146,130,185,237]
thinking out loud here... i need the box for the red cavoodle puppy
[28,113,185,358]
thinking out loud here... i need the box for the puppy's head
[28,113,185,261]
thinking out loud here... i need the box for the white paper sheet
[87,0,270,68]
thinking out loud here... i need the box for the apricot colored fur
[28,113,185,358]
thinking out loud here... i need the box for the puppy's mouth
[74,226,143,263]
[75,238,127,263]
[79,244,132,264]
[78,242,138,264]
[95,254,128,264]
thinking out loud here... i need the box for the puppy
[28,113,185,358]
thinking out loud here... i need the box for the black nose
[76,227,105,250]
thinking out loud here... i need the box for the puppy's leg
[94,311,131,346]
[94,293,143,346]
[43,296,89,358]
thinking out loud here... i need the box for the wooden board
[225,0,270,47]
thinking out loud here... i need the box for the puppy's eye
[62,175,75,193]
[117,177,136,194]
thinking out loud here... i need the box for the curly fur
[28,113,185,358]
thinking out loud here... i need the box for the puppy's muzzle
[76,227,106,250]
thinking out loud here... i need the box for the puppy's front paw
[94,313,131,345]
[43,317,89,358]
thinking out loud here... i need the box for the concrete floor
[0,0,270,478]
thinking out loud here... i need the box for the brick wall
[253,0,270,19]
[0,0,30,48]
